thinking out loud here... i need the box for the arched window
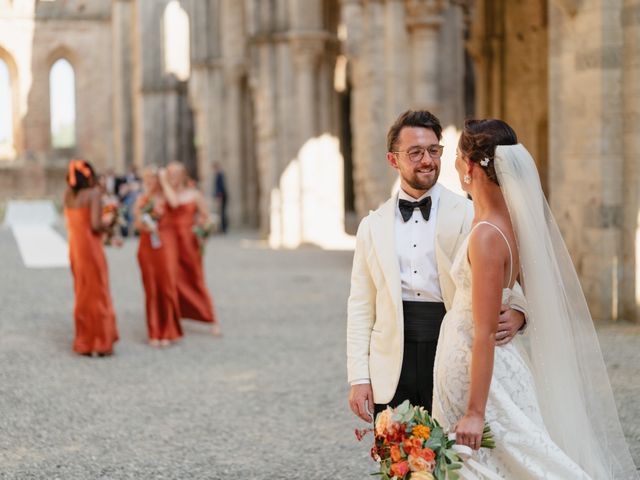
[163,0,190,81]
[0,58,13,156]
[49,58,76,148]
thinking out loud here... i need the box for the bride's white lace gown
[432,222,591,479]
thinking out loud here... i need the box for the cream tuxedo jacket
[346,185,526,404]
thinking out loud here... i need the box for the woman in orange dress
[134,167,183,347]
[159,162,221,336]
[63,160,119,356]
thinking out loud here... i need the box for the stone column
[437,3,466,127]
[186,0,223,200]
[111,0,134,172]
[548,0,625,320]
[343,0,393,215]
[248,0,279,236]
[405,0,446,111]
[221,0,247,229]
[622,0,640,321]
[384,0,410,122]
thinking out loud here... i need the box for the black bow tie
[399,197,432,222]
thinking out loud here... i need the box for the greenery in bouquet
[139,196,163,221]
[356,400,495,480]
[192,222,213,255]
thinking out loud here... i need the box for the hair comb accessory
[480,157,490,167]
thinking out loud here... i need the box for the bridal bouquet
[356,400,495,480]
[139,196,164,249]
[102,199,126,247]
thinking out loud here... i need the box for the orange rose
[390,444,403,462]
[416,447,436,462]
[375,408,392,436]
[408,454,430,472]
[404,436,423,456]
[390,460,410,478]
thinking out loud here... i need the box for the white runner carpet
[4,200,69,269]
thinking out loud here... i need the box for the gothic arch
[0,45,19,159]
[47,50,78,149]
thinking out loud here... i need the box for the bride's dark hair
[458,119,517,185]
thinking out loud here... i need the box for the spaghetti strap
[470,221,514,288]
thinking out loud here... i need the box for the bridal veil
[494,144,638,479]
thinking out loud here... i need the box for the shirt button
[415,220,418,223]
[413,244,416,247]
[417,293,421,296]
[414,270,417,274]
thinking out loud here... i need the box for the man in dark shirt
[213,162,228,233]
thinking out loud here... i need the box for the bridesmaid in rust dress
[63,160,119,356]
[134,166,183,347]
[159,162,221,336]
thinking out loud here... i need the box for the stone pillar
[437,3,466,127]
[111,0,134,172]
[132,0,183,169]
[405,0,445,111]
[622,0,640,321]
[343,0,393,216]
[248,0,279,236]
[186,0,223,201]
[549,0,625,320]
[384,0,410,122]
[221,0,247,229]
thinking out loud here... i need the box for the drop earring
[463,174,471,184]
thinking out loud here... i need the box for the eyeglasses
[393,145,444,163]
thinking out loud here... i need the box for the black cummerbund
[402,301,446,342]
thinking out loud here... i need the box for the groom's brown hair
[387,110,442,152]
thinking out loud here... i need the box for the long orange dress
[165,202,216,323]
[65,206,119,354]
[137,205,183,341]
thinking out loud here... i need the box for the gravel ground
[0,227,638,479]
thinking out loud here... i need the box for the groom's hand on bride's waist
[349,383,374,423]
[496,305,526,346]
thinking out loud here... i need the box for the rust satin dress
[137,209,183,341]
[65,206,119,354]
[165,202,216,323]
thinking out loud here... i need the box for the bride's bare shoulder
[468,223,510,264]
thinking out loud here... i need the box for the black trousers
[374,301,445,418]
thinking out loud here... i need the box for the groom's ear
[387,152,399,170]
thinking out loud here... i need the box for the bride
[431,119,638,479]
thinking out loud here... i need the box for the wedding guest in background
[160,162,221,337]
[134,166,183,348]
[212,162,228,234]
[116,166,141,237]
[63,159,119,357]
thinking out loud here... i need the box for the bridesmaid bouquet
[356,400,495,480]
[140,196,164,249]
[102,200,126,247]
[192,223,213,255]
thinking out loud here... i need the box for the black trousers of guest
[374,301,446,419]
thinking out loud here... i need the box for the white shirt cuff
[350,378,371,385]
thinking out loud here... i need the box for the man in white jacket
[347,110,527,422]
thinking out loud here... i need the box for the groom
[347,110,527,423]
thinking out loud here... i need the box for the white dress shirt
[396,185,443,302]
[351,185,443,386]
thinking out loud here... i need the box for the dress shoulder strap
[470,221,513,288]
